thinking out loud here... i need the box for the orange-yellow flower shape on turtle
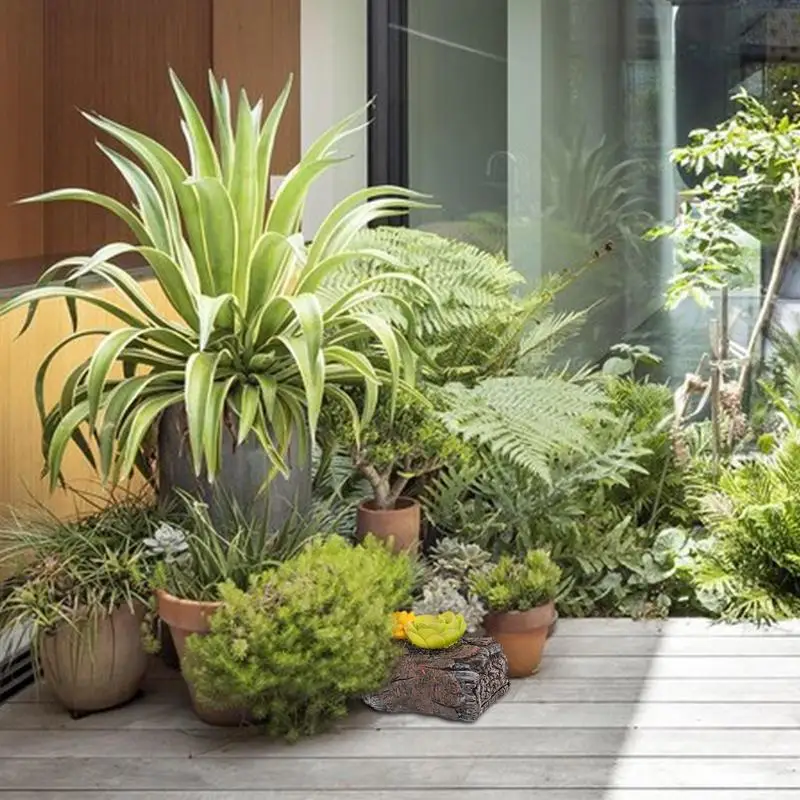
[392,611,415,640]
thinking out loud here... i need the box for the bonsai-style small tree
[321,386,465,511]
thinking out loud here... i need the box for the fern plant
[693,435,800,622]
[329,226,586,385]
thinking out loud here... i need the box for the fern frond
[323,227,586,383]
[440,376,606,481]
[517,309,587,372]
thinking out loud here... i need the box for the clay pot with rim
[39,604,147,715]
[155,589,248,726]
[484,601,556,678]
[356,497,421,553]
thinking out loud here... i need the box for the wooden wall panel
[0,280,174,519]
[43,0,213,256]
[212,0,301,172]
[0,0,44,262]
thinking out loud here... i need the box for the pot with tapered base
[356,497,421,553]
[39,604,147,716]
[155,589,248,726]
[484,601,555,678]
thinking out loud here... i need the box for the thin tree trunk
[738,197,800,396]
[386,476,410,510]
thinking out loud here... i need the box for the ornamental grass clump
[182,535,415,740]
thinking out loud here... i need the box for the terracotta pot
[484,601,555,678]
[39,604,147,714]
[155,589,248,726]
[548,609,559,639]
[356,497,421,553]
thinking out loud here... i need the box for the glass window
[377,0,800,381]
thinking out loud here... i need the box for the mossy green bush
[182,535,415,740]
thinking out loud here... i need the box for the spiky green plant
[0,71,430,490]
[0,492,162,672]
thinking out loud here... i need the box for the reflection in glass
[399,0,800,381]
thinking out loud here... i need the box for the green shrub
[182,535,415,740]
[470,549,561,613]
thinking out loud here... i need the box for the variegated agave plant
[0,71,430,489]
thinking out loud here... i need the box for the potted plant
[0,70,428,527]
[0,496,157,716]
[147,491,320,725]
[470,549,561,678]
[320,386,464,553]
[181,535,416,740]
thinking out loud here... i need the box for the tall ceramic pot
[39,604,147,715]
[484,601,555,678]
[155,589,248,726]
[158,406,311,530]
[356,497,421,553]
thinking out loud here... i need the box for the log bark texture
[363,637,509,722]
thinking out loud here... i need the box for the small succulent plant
[429,539,492,583]
[405,611,467,649]
[391,610,416,640]
[143,522,189,565]
[413,576,486,633]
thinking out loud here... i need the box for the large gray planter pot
[157,406,311,530]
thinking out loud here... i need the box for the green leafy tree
[648,89,800,397]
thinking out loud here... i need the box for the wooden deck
[2,618,800,798]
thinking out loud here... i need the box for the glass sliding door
[369,0,800,379]
[405,0,508,248]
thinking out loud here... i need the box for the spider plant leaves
[98,372,182,478]
[234,384,261,446]
[1,70,422,489]
[115,391,184,483]
[254,75,292,227]
[229,88,261,296]
[196,293,237,351]
[185,352,224,477]
[170,69,221,180]
[46,399,93,490]
[17,188,152,245]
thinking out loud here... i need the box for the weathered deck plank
[2,755,800,791]
[1,618,798,796]
[10,793,800,800]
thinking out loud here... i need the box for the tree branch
[738,173,800,395]
[386,475,410,510]
[357,461,392,509]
